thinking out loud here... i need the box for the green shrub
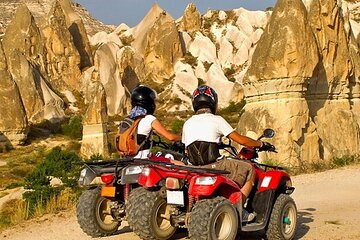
[61,115,83,139]
[171,119,185,134]
[23,186,62,216]
[25,147,81,188]
[89,154,103,161]
[331,155,359,167]
[23,147,82,217]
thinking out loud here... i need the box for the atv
[76,135,185,237]
[126,129,297,240]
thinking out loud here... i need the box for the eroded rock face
[144,11,183,82]
[2,4,65,123]
[43,0,82,90]
[0,41,28,145]
[83,44,142,116]
[239,0,360,166]
[178,3,201,33]
[80,82,110,158]
[58,0,93,69]
[0,0,113,36]
[306,0,360,160]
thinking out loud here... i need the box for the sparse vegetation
[61,115,83,140]
[217,101,246,126]
[120,34,134,46]
[203,61,213,72]
[198,78,206,86]
[171,119,185,134]
[270,154,360,176]
[183,52,198,66]
[0,146,82,230]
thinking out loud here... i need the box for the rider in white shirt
[182,85,274,220]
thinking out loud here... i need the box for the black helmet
[131,85,157,114]
[192,85,218,114]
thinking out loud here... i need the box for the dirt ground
[1,164,360,240]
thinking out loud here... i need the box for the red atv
[126,129,297,240]
[76,135,184,237]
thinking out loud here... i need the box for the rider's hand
[259,141,275,152]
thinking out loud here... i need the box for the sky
[74,0,276,27]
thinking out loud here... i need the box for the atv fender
[188,175,241,203]
[258,170,291,192]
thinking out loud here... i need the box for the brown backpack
[115,116,146,157]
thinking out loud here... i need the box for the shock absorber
[124,183,130,202]
[185,194,195,226]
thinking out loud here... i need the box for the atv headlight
[195,176,217,185]
[80,168,87,178]
[78,167,97,186]
[125,165,143,175]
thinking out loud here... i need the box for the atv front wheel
[126,187,176,240]
[188,197,238,240]
[76,187,120,237]
[266,194,297,240]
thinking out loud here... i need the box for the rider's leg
[240,171,256,204]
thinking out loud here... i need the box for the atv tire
[188,197,238,240]
[126,187,176,240]
[76,187,120,237]
[266,194,297,240]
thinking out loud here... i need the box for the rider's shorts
[204,158,255,187]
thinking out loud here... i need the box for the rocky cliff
[0,0,113,36]
[239,0,360,167]
[0,0,359,164]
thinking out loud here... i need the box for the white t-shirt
[134,114,156,158]
[182,113,234,147]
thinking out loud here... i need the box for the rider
[181,85,274,220]
[129,85,181,158]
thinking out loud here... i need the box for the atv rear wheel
[266,194,297,240]
[126,187,176,240]
[189,197,238,240]
[76,187,120,237]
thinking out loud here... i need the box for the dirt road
[1,164,360,240]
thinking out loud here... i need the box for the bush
[332,155,360,167]
[23,147,82,217]
[61,115,83,139]
[184,52,198,66]
[171,119,185,134]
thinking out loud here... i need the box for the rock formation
[0,41,28,146]
[81,43,142,116]
[1,0,360,165]
[80,82,110,158]
[239,0,360,166]
[125,3,182,84]
[43,1,82,90]
[57,0,93,69]
[0,0,113,36]
[178,3,201,33]
[144,10,183,82]
[2,4,65,124]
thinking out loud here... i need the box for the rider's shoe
[242,210,256,222]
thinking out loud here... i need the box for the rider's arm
[151,119,181,142]
[228,131,262,148]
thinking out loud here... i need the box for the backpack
[115,116,146,157]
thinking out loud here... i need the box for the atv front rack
[133,159,230,175]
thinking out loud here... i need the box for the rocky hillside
[0,0,113,36]
[0,0,360,166]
